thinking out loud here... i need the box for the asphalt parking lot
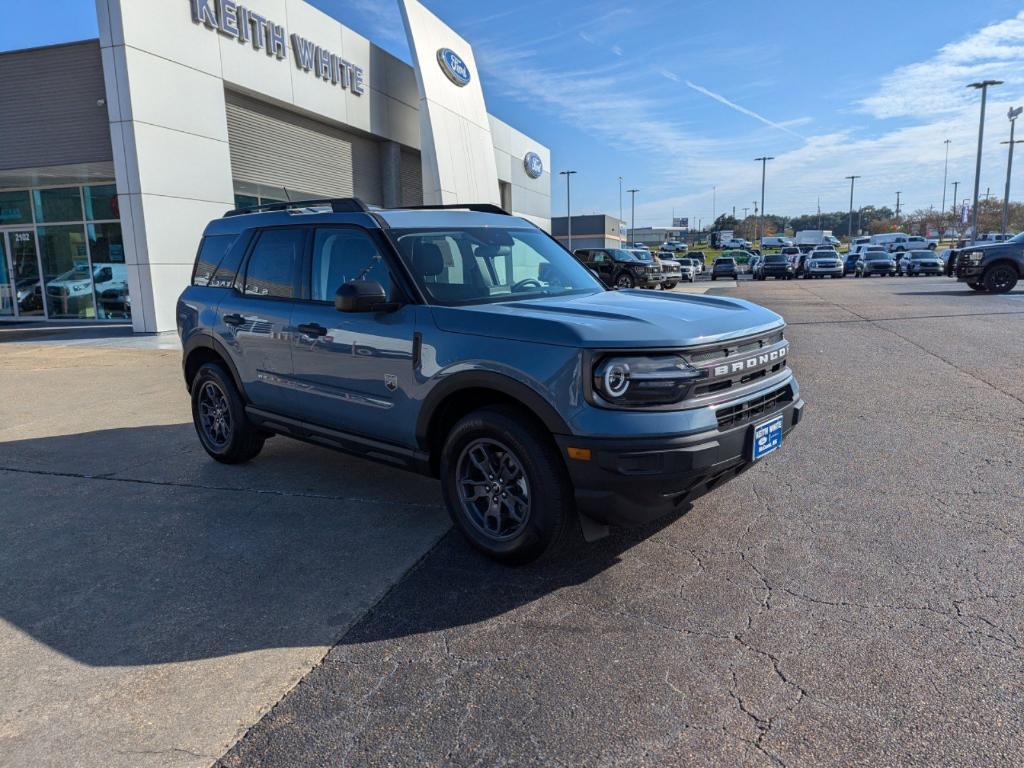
[2,276,1023,767]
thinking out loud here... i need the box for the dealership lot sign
[189,0,365,95]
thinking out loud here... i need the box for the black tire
[440,406,579,565]
[615,272,635,289]
[663,281,677,289]
[711,275,717,281]
[191,362,266,464]
[982,263,1019,293]
[968,282,985,291]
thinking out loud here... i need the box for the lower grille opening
[716,385,793,430]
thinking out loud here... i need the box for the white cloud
[859,11,1024,119]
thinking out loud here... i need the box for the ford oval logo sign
[437,48,471,87]
[524,151,544,179]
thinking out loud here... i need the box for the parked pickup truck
[947,232,1023,293]
[177,198,805,563]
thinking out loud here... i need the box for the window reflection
[0,190,32,225]
[89,223,129,319]
[39,225,96,319]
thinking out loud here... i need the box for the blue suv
[177,199,804,563]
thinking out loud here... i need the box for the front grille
[716,384,793,430]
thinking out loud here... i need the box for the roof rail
[224,197,370,217]
[399,203,511,216]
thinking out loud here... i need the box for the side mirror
[335,280,397,313]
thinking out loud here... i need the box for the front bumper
[807,267,843,276]
[555,397,805,527]
[761,267,793,278]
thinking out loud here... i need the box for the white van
[869,233,912,252]
[760,236,793,249]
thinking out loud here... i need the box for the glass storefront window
[38,224,95,319]
[0,190,33,225]
[33,187,83,223]
[84,185,119,221]
[88,223,130,320]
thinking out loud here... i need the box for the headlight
[965,251,984,262]
[592,354,704,406]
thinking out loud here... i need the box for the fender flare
[181,332,246,396]
[415,370,571,449]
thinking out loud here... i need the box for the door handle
[297,322,328,337]
[223,313,244,326]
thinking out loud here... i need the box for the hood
[429,289,784,349]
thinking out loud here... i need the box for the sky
[5,1,1024,227]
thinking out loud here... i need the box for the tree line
[710,198,1024,239]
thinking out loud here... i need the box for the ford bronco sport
[178,199,804,563]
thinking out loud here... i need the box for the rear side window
[192,235,236,286]
[243,228,306,299]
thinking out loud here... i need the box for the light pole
[618,176,623,245]
[951,180,960,238]
[968,80,1004,242]
[941,139,951,239]
[754,156,774,244]
[845,175,860,240]
[627,188,639,247]
[1001,106,1023,235]
[895,191,902,222]
[560,170,577,250]
[712,186,717,224]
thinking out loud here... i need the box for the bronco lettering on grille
[712,347,787,377]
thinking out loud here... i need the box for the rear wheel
[440,406,579,565]
[663,281,677,289]
[982,263,1019,293]
[191,363,266,464]
[968,282,985,291]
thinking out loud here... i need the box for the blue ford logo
[524,152,544,179]
[437,48,471,87]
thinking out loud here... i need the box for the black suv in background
[754,252,795,280]
[574,248,662,289]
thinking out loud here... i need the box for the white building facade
[0,0,551,334]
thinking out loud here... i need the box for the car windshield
[610,249,640,262]
[392,226,604,306]
[630,250,654,262]
[717,258,735,264]
[1008,231,1024,243]
[910,251,933,259]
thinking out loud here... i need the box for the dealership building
[0,0,551,333]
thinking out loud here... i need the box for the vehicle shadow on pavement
[0,424,681,667]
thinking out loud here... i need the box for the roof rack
[399,203,511,216]
[224,197,370,217]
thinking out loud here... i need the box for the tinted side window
[311,228,391,302]
[243,228,305,299]
[192,235,236,286]
[210,240,245,289]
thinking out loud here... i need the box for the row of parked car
[743,245,946,280]
[572,247,706,289]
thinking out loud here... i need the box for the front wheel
[968,282,986,291]
[663,281,677,290]
[982,263,1019,293]
[440,406,579,565]
[191,363,266,464]
[615,273,635,289]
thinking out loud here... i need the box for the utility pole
[968,80,1004,242]
[895,191,902,222]
[712,186,717,224]
[845,175,860,241]
[560,170,577,251]
[817,196,821,229]
[742,207,749,220]
[627,188,639,247]
[754,156,774,244]
[1001,106,1024,235]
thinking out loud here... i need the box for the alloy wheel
[198,381,232,448]
[456,438,531,541]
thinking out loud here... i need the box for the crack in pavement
[0,465,444,510]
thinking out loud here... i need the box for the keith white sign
[189,0,365,95]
